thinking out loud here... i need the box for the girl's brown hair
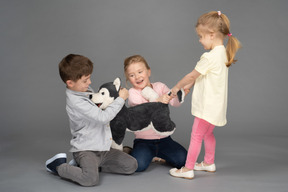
[196,11,241,67]
[123,55,150,81]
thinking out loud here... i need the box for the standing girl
[169,11,241,179]
[124,55,188,172]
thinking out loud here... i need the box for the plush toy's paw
[141,87,159,102]
[177,89,185,103]
[111,140,123,151]
[168,89,185,103]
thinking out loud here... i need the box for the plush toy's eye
[101,92,105,95]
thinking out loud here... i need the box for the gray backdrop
[1,0,288,191]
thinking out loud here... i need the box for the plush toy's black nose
[89,95,93,100]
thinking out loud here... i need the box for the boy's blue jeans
[131,136,187,172]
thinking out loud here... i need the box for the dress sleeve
[195,52,212,75]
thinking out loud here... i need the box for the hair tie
[217,11,221,16]
[228,33,232,37]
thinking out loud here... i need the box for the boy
[45,54,137,187]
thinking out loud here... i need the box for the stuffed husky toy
[90,78,184,150]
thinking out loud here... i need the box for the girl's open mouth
[136,80,143,84]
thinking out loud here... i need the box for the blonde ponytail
[226,35,241,67]
[196,11,241,67]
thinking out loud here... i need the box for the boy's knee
[127,160,138,174]
[80,177,99,187]
[121,157,138,174]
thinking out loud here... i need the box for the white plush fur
[141,87,159,102]
[90,88,114,109]
[111,140,123,151]
[113,78,121,91]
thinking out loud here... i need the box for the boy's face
[67,75,91,92]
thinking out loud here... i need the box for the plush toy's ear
[113,78,121,92]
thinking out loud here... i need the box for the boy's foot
[169,167,194,179]
[194,161,216,172]
[68,158,101,171]
[45,153,67,174]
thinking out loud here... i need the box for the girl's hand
[183,84,193,96]
[157,94,172,104]
[170,87,180,98]
[184,89,190,96]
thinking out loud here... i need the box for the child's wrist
[119,96,127,101]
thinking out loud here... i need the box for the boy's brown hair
[59,54,93,83]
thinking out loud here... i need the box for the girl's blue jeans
[131,136,187,172]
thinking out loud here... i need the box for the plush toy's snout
[90,78,122,110]
[89,95,102,107]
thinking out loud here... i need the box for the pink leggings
[185,117,216,170]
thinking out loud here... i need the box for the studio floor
[1,1,288,192]
[1,130,287,192]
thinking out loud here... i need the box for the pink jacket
[128,82,181,139]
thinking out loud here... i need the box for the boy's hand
[119,88,129,100]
